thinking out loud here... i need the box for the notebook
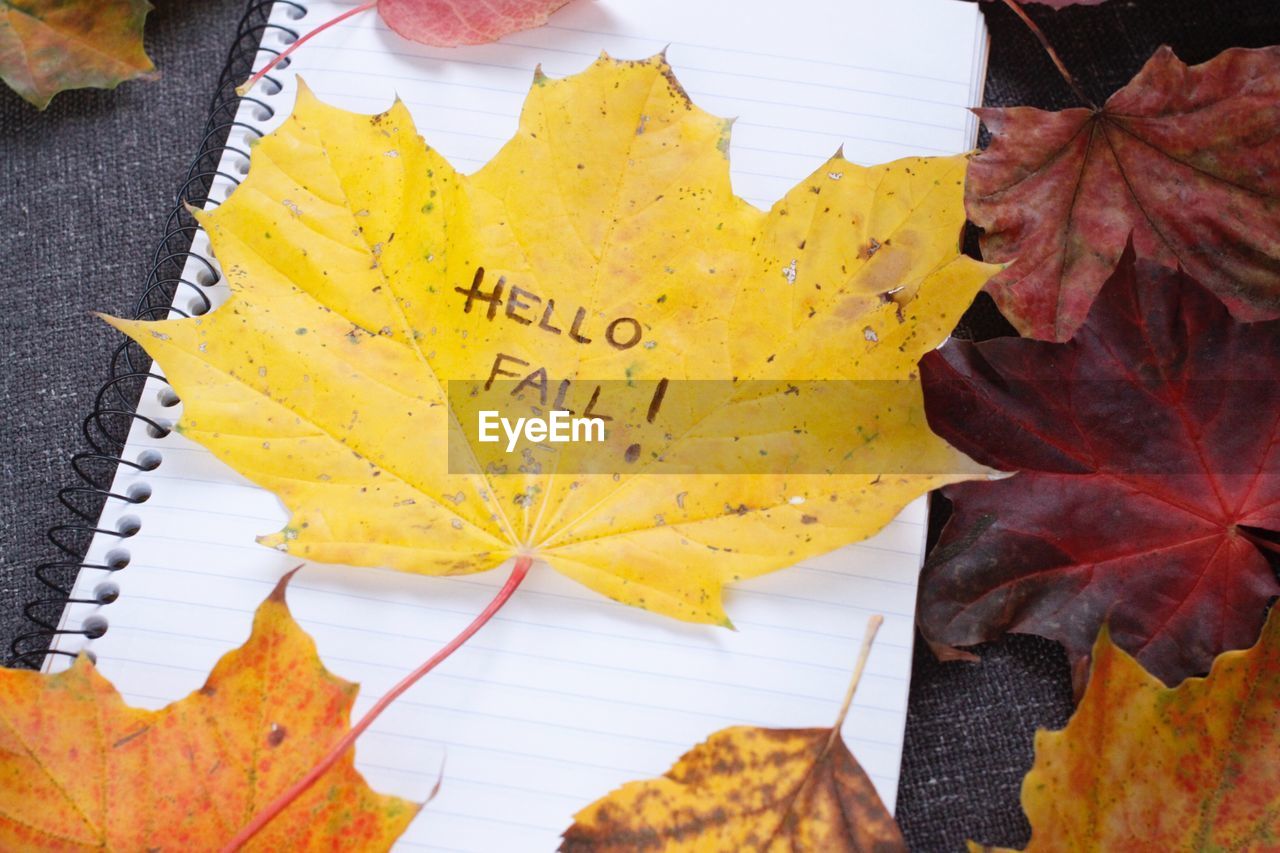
[36,1,989,848]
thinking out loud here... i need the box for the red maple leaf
[966,46,1280,341]
[918,247,1280,689]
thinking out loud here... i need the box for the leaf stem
[220,555,535,851]
[237,0,377,96]
[997,0,1095,108]
[825,614,883,753]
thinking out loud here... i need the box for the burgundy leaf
[966,46,1280,341]
[919,247,1280,689]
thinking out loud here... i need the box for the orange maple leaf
[0,572,418,850]
[974,607,1280,850]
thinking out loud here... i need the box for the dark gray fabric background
[0,0,1276,849]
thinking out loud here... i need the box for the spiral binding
[11,0,309,667]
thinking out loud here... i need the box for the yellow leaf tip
[1089,620,1123,663]
[256,532,288,551]
[293,77,320,110]
[182,200,208,223]
[98,312,129,332]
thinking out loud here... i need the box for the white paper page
[49,1,987,849]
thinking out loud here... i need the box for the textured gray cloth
[1,0,244,639]
[0,0,1275,850]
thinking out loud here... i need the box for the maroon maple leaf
[918,247,1280,689]
[966,46,1280,341]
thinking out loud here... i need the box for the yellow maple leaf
[108,55,995,624]
[971,607,1280,852]
[0,573,416,850]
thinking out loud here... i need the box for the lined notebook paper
[48,1,988,848]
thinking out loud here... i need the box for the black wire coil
[11,0,308,667]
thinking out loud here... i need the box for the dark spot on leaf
[113,726,150,749]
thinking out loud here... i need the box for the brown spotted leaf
[967,45,1280,341]
[561,618,904,851]
[972,607,1280,851]
[561,726,904,852]
[0,0,155,109]
[0,572,418,849]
